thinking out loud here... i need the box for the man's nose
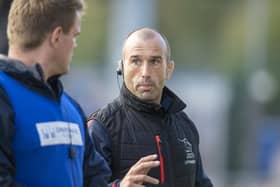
[141,62,150,77]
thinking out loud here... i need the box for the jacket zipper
[155,135,165,184]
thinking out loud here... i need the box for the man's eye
[131,59,140,64]
[151,59,160,64]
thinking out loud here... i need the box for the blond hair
[7,0,84,50]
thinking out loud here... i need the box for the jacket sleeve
[88,119,120,187]
[83,132,112,187]
[195,150,214,187]
[87,119,113,167]
[0,86,26,187]
[190,122,213,187]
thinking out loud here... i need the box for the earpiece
[116,67,122,75]
[116,60,123,76]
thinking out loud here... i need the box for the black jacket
[89,85,213,187]
[0,55,111,187]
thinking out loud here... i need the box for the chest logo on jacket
[178,138,196,165]
[36,121,83,146]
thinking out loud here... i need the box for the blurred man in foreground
[0,0,110,186]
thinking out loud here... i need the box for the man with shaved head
[88,28,213,187]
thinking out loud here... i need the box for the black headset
[116,60,124,90]
[116,60,123,76]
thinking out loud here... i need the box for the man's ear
[166,60,174,80]
[49,26,63,48]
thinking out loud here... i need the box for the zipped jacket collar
[120,84,186,115]
[0,55,63,99]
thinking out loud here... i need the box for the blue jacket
[0,55,111,187]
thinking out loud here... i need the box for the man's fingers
[130,185,145,187]
[132,154,158,170]
[137,154,158,164]
[127,154,159,175]
[133,174,159,185]
[120,155,160,187]
[120,174,159,187]
[132,160,160,174]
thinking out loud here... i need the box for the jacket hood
[0,54,63,99]
[120,84,186,115]
[0,54,44,80]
